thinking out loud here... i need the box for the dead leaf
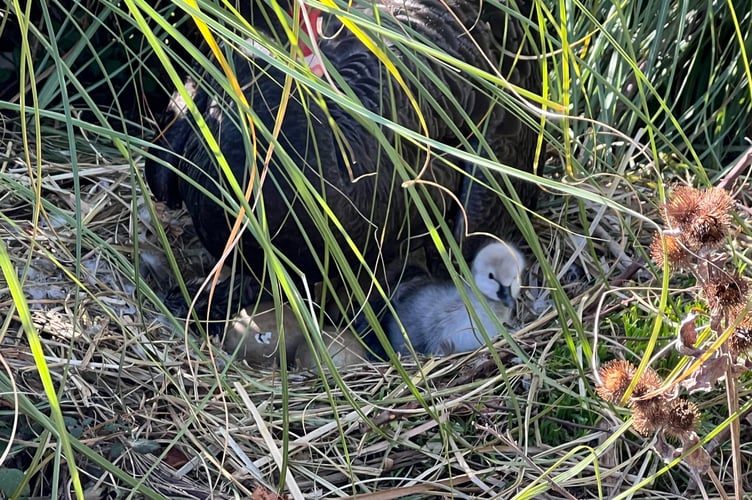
[676,313,704,356]
[678,313,699,347]
[684,443,711,475]
[682,355,729,393]
[654,431,678,463]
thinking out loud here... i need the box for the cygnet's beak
[497,285,514,308]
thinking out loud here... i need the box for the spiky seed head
[596,361,670,436]
[686,213,730,251]
[650,233,692,269]
[631,404,665,436]
[728,315,752,357]
[629,394,669,436]
[663,186,702,227]
[632,366,663,397]
[703,270,749,314]
[661,186,733,253]
[664,398,700,439]
[596,360,637,404]
[627,366,668,436]
[698,187,734,222]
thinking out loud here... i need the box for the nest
[0,126,663,498]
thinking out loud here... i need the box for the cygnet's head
[472,242,525,308]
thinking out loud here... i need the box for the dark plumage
[145,0,541,324]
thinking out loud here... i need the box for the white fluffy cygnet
[385,241,524,356]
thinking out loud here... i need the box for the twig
[718,144,752,191]
[724,352,743,500]
[706,467,730,500]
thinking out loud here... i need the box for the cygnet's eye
[488,272,495,281]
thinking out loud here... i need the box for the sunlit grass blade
[0,242,84,498]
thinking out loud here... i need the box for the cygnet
[223,302,366,369]
[385,241,524,356]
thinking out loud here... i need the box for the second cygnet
[223,303,366,370]
[385,241,524,356]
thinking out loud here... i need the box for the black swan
[384,240,524,356]
[145,0,541,327]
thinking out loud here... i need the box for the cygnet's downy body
[385,242,524,356]
[223,303,366,370]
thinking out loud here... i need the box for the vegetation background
[0,0,750,498]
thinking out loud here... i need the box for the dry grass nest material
[0,136,661,498]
